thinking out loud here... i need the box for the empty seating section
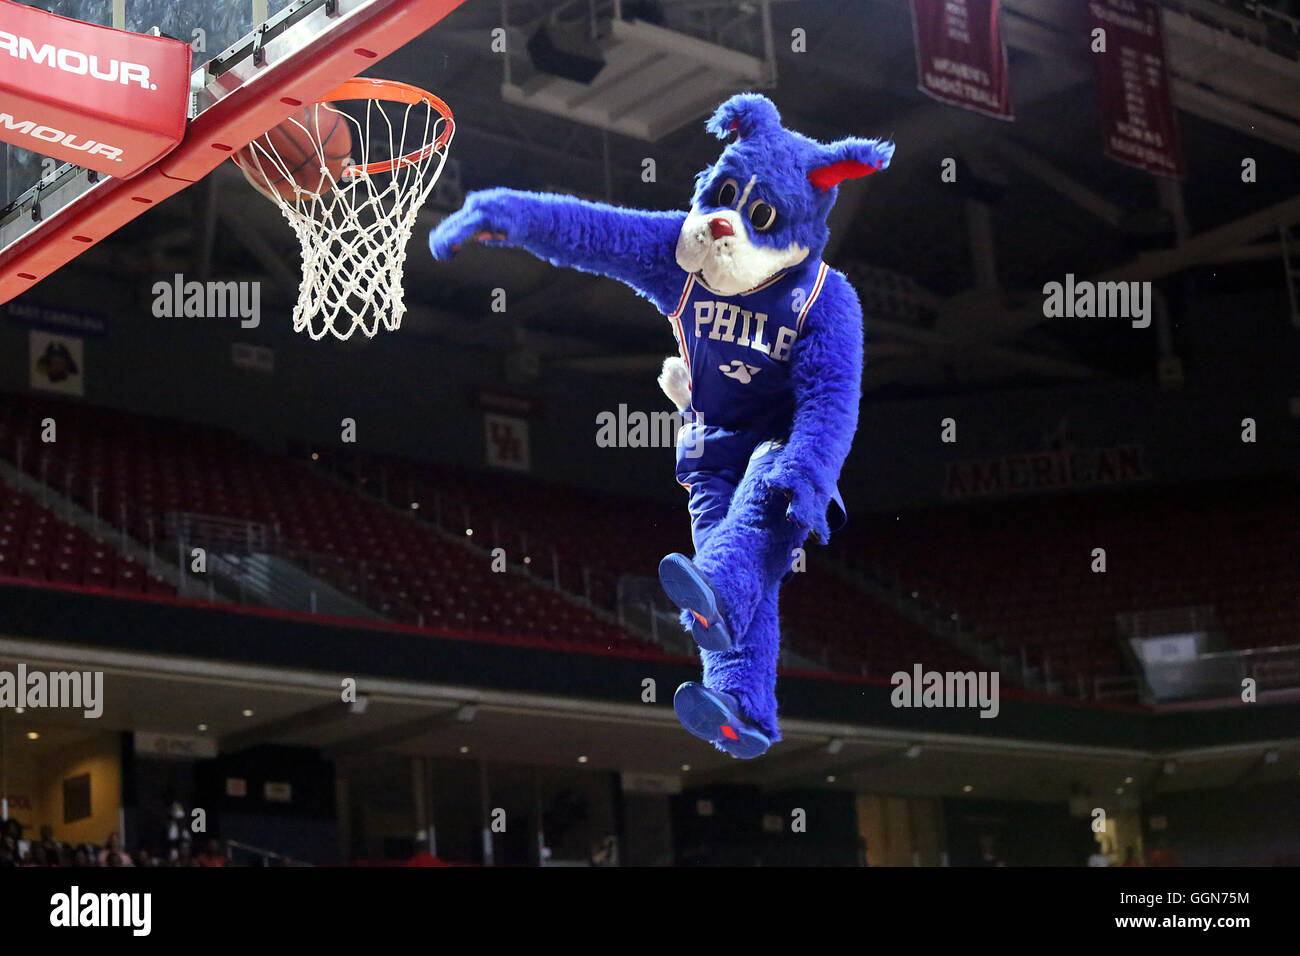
[332,453,983,677]
[0,394,657,657]
[0,486,173,595]
[10,393,1287,688]
[780,567,984,676]
[334,454,685,608]
[849,484,1300,682]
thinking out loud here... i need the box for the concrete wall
[38,733,123,847]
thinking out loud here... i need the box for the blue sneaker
[673,682,771,759]
[658,553,732,652]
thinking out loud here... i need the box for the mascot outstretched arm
[431,93,894,758]
[428,190,688,314]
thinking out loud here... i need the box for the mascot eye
[748,200,777,231]
[716,178,740,208]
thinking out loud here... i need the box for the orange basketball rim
[231,76,456,342]
[322,78,455,177]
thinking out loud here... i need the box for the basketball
[234,104,354,202]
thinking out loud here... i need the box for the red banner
[910,0,1013,119]
[1088,0,1185,178]
[0,0,190,178]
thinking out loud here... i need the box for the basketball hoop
[232,78,454,340]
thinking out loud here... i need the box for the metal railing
[1117,604,1223,641]
[225,839,313,867]
[164,511,273,551]
[316,455,624,603]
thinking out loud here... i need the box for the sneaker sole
[659,554,732,652]
[673,682,770,759]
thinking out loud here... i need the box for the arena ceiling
[55,0,1300,397]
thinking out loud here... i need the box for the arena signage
[4,299,107,336]
[944,443,1150,499]
[0,0,190,177]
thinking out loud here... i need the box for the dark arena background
[0,0,1296,938]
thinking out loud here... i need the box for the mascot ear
[705,93,782,142]
[807,138,896,192]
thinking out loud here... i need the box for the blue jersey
[667,258,831,480]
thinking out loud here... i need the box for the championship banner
[0,0,191,177]
[1088,0,1185,178]
[910,0,1013,119]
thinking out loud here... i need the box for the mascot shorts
[679,439,848,556]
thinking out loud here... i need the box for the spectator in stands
[38,824,63,864]
[72,844,92,867]
[173,841,199,867]
[977,834,1005,867]
[196,838,227,867]
[2,818,26,860]
[26,843,49,866]
[0,834,18,867]
[97,832,133,867]
[405,849,450,866]
[166,797,192,859]
[1145,838,1176,867]
[134,848,156,868]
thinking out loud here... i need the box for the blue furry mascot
[430,94,893,758]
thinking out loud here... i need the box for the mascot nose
[708,217,734,240]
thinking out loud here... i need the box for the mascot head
[675,93,894,297]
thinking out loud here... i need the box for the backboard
[0,0,468,303]
[1,0,262,206]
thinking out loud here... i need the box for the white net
[235,85,453,340]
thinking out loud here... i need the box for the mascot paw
[428,189,517,260]
[765,462,832,542]
[658,356,692,414]
[786,494,831,543]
